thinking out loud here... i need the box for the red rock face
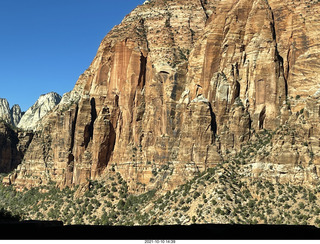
[5,0,320,191]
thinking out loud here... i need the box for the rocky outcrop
[5,0,320,192]
[248,88,320,188]
[10,104,22,127]
[0,121,33,174]
[0,99,12,125]
[0,99,22,127]
[17,92,61,131]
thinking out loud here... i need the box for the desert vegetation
[1,129,320,227]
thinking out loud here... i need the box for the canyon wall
[0,121,33,173]
[4,0,320,192]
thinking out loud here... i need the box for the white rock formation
[10,104,22,127]
[18,92,61,130]
[0,98,12,124]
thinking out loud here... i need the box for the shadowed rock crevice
[234,81,240,101]
[0,122,33,173]
[70,105,78,152]
[99,123,116,170]
[138,54,147,89]
[84,98,97,149]
[199,0,209,19]
[270,6,288,99]
[275,49,288,98]
[208,103,217,137]
[67,104,78,166]
[258,106,266,130]
[91,106,117,178]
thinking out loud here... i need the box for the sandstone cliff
[5,0,320,192]
[17,92,62,131]
[0,121,33,173]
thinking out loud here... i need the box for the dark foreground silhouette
[1,220,320,240]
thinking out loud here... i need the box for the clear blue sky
[0,0,144,111]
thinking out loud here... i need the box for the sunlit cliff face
[4,0,320,193]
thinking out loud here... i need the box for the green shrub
[309,192,317,203]
[186,197,192,204]
[248,200,255,208]
[87,204,94,212]
[226,195,232,201]
[298,202,305,209]
[284,204,290,209]
[84,191,94,198]
[193,192,200,199]
[105,201,112,208]
[152,169,158,176]
[117,200,125,210]
[192,216,196,223]
[108,193,115,199]
[181,206,190,212]
[215,208,222,214]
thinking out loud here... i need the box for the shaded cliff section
[0,92,62,176]
[0,121,33,174]
[4,0,320,192]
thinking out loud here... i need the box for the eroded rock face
[18,92,61,131]
[0,99,12,125]
[11,104,22,127]
[6,0,320,192]
[0,121,33,174]
[0,99,22,127]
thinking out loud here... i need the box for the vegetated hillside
[1,128,320,227]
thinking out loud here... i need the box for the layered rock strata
[5,0,320,192]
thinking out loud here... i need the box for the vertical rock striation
[0,121,33,174]
[0,99,22,127]
[10,104,22,127]
[5,0,320,191]
[0,99,12,125]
